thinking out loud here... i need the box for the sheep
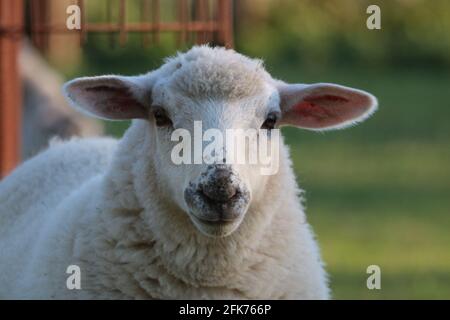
[0,46,377,299]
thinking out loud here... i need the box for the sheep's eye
[153,108,172,127]
[261,113,278,130]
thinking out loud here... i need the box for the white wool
[166,46,269,99]
[0,46,340,299]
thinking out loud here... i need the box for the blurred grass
[290,142,450,299]
[103,65,450,299]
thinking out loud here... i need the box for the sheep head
[64,46,377,238]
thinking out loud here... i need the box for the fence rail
[0,0,233,178]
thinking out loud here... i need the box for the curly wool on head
[164,46,269,100]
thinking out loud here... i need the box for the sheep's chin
[189,214,244,238]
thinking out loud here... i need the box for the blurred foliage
[48,0,450,299]
[60,0,450,80]
[237,0,450,71]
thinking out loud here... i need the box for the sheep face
[64,46,377,238]
[150,80,280,237]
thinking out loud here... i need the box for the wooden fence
[0,0,234,178]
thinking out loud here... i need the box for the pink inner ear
[291,94,367,128]
[82,85,147,120]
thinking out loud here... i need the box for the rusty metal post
[177,0,188,47]
[141,0,151,47]
[0,0,23,178]
[118,0,127,46]
[152,0,160,44]
[195,0,209,44]
[217,0,233,48]
[78,0,87,45]
[30,0,48,50]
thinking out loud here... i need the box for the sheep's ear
[277,83,377,130]
[63,75,151,120]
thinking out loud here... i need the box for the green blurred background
[52,0,450,299]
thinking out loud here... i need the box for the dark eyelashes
[152,107,173,127]
[261,112,279,130]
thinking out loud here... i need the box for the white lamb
[0,46,377,299]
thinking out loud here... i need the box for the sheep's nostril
[201,183,237,202]
[200,170,238,202]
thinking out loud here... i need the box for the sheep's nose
[200,168,238,202]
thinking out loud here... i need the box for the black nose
[200,168,238,202]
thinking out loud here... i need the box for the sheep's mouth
[191,214,236,227]
[184,183,250,237]
[189,213,244,238]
